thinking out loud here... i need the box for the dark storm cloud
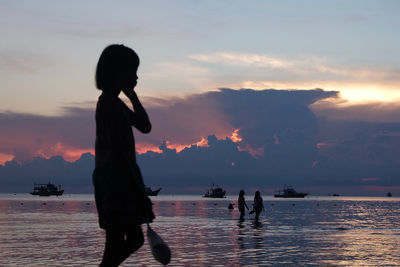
[209,88,338,149]
[1,88,400,195]
[142,88,338,148]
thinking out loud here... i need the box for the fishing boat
[274,185,308,198]
[203,184,226,198]
[145,187,162,196]
[30,182,64,196]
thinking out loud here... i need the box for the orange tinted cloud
[136,143,163,154]
[136,137,210,154]
[167,137,211,152]
[37,142,93,162]
[0,153,14,165]
[136,129,244,154]
[229,129,242,143]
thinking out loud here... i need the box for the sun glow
[137,129,243,154]
[0,153,14,165]
[136,143,163,154]
[229,129,243,143]
[165,137,210,153]
[240,80,400,103]
[36,142,94,162]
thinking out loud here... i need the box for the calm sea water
[1,194,400,266]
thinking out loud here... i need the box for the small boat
[145,187,162,196]
[30,182,64,197]
[203,184,226,198]
[387,192,392,197]
[274,185,308,198]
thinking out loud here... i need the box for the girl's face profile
[118,68,138,92]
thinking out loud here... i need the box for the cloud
[142,61,213,94]
[188,52,400,102]
[0,88,335,162]
[0,106,95,163]
[0,50,53,73]
[55,22,154,39]
[2,88,400,195]
[189,52,293,68]
[311,98,400,123]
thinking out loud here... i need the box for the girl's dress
[93,93,152,230]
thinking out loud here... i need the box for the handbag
[147,223,171,265]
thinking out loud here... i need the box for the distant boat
[145,187,162,196]
[274,185,308,198]
[387,192,392,197]
[332,193,340,197]
[30,182,64,197]
[203,184,226,198]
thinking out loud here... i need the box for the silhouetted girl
[238,190,249,219]
[93,44,154,266]
[252,191,265,221]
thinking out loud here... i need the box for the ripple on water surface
[0,195,400,266]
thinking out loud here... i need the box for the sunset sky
[1,1,400,194]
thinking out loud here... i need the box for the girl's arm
[122,91,152,134]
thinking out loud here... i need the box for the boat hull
[203,194,226,198]
[203,185,226,198]
[30,190,64,197]
[146,188,162,196]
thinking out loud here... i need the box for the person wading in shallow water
[238,190,249,220]
[252,191,265,222]
[92,44,155,267]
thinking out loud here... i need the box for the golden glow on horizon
[1,130,244,164]
[240,80,400,103]
[165,137,210,153]
[230,129,243,143]
[195,137,209,147]
[137,129,242,154]
[136,143,163,154]
[136,137,211,155]
[36,142,94,162]
[0,153,14,165]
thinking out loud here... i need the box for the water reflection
[0,196,400,266]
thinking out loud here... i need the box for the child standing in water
[252,191,265,221]
[238,190,249,219]
[92,44,155,266]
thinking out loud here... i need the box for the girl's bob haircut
[95,44,140,91]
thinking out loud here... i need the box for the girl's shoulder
[97,95,124,111]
